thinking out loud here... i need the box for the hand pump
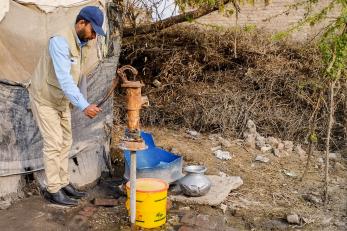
[118,65,148,230]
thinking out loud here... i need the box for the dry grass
[116,24,345,148]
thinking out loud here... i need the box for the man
[29,6,106,206]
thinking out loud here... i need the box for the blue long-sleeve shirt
[48,36,89,111]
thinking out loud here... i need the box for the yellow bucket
[126,178,169,229]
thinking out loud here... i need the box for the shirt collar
[76,36,88,47]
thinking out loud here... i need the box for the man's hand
[83,104,102,119]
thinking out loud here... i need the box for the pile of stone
[209,135,233,160]
[243,120,307,159]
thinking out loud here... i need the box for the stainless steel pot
[179,165,211,197]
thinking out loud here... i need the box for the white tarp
[0,0,119,177]
[0,1,10,22]
[0,0,106,82]
[15,0,106,13]
[1,1,106,21]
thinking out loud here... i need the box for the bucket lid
[126,178,169,193]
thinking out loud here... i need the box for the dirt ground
[0,126,346,231]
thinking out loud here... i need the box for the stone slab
[170,175,243,206]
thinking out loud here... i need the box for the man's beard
[77,29,88,43]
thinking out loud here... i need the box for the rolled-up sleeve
[48,36,89,111]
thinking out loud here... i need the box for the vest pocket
[46,79,66,105]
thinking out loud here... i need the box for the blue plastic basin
[123,131,183,183]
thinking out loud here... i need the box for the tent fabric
[0,1,9,22]
[15,0,98,13]
[0,61,117,176]
[0,0,105,82]
[0,0,120,176]
[1,1,107,23]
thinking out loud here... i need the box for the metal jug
[179,165,211,197]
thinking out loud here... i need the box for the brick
[195,214,225,230]
[178,226,211,231]
[78,206,97,217]
[93,198,118,207]
[181,212,197,226]
[178,226,196,231]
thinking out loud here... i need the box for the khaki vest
[29,26,90,111]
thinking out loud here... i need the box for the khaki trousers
[30,97,72,193]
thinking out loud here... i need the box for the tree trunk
[343,79,347,153]
[301,93,321,180]
[123,0,232,37]
[324,80,336,204]
[107,0,124,58]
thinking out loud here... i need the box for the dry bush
[116,24,345,148]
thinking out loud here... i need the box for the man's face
[76,20,96,42]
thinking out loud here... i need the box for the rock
[0,200,11,210]
[168,214,180,226]
[195,214,225,229]
[214,150,232,160]
[302,194,322,204]
[255,134,266,148]
[171,184,182,195]
[208,134,219,141]
[166,226,176,231]
[170,176,243,206]
[266,136,279,147]
[178,226,196,231]
[218,137,232,148]
[26,192,33,196]
[261,145,272,153]
[79,206,97,217]
[277,142,285,150]
[170,147,179,154]
[283,141,294,152]
[287,213,300,224]
[256,141,266,149]
[295,145,306,157]
[283,170,297,177]
[167,199,173,209]
[231,139,244,145]
[220,203,228,213]
[93,198,118,206]
[187,130,199,137]
[262,219,288,230]
[328,152,339,160]
[244,133,256,148]
[301,216,313,224]
[246,120,257,134]
[211,145,222,152]
[218,171,228,178]
[273,148,281,157]
[67,215,88,230]
[255,155,270,163]
[152,79,162,87]
[228,204,237,215]
[179,206,191,211]
[181,212,196,226]
[321,216,333,226]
